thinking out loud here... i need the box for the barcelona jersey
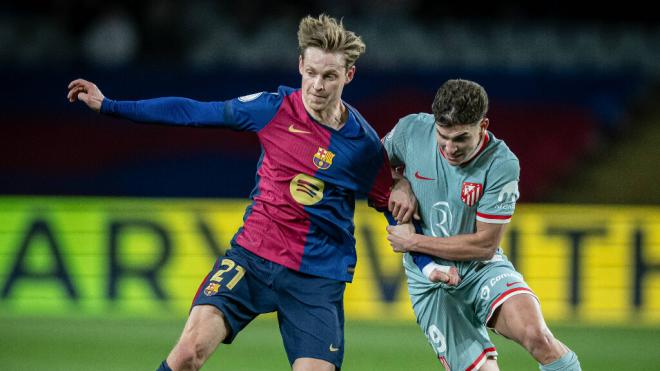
[101,86,392,282]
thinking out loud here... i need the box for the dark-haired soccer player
[385,79,581,371]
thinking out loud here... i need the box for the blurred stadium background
[1,1,660,370]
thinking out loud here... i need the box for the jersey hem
[485,288,539,326]
[465,347,498,371]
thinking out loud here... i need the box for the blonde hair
[297,14,366,69]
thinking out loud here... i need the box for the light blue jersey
[384,113,519,275]
[383,113,538,371]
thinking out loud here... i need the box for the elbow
[477,243,499,260]
[471,231,501,260]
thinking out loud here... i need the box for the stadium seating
[0,69,646,201]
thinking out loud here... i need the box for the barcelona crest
[204,282,220,296]
[313,146,335,170]
[461,182,483,207]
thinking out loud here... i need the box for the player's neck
[459,131,488,165]
[307,101,347,130]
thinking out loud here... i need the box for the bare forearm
[387,166,419,223]
[391,166,404,181]
[409,233,497,261]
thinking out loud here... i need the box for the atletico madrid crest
[313,146,335,170]
[461,182,483,207]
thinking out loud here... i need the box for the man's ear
[345,65,356,85]
[299,55,305,76]
[480,118,490,133]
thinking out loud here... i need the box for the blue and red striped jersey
[102,86,392,282]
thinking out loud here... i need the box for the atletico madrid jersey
[382,113,520,276]
[101,86,391,282]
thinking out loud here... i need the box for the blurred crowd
[2,0,660,74]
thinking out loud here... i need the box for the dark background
[2,1,658,203]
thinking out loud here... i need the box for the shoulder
[344,103,382,143]
[225,86,296,129]
[265,85,297,106]
[345,102,371,129]
[276,85,298,97]
[387,113,433,140]
[398,113,434,128]
[233,86,293,109]
[487,133,518,163]
[482,134,520,178]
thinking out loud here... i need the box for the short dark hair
[432,79,488,126]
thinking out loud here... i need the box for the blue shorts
[192,243,346,369]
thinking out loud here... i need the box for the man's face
[299,47,355,112]
[435,119,489,166]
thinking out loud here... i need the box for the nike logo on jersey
[288,124,311,134]
[506,281,523,287]
[329,344,340,352]
[414,171,434,180]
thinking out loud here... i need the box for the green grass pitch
[1,316,658,370]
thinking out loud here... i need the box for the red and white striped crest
[461,182,483,207]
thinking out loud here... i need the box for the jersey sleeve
[100,88,285,132]
[382,116,411,167]
[223,89,286,131]
[366,147,393,211]
[476,159,520,224]
[382,213,435,273]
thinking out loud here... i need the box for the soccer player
[68,14,417,371]
[384,79,581,371]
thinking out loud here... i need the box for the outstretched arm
[67,78,227,127]
[387,220,506,261]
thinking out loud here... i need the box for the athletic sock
[539,350,581,371]
[156,360,173,371]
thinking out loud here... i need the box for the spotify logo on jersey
[290,173,324,205]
